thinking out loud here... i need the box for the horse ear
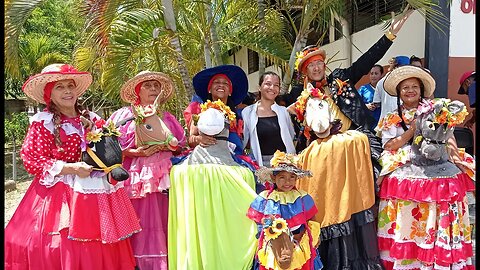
[132,105,139,117]
[446,100,465,115]
[433,101,443,114]
[153,94,162,109]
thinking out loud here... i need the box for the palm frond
[4,0,45,78]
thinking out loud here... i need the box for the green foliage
[4,112,30,145]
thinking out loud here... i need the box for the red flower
[439,215,450,228]
[411,206,422,220]
[387,222,396,234]
[95,119,106,129]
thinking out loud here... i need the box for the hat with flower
[294,45,327,75]
[120,70,175,105]
[255,150,312,184]
[22,63,93,105]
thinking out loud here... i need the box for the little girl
[247,150,323,270]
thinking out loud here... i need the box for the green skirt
[168,164,258,270]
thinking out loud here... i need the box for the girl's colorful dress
[4,111,141,270]
[247,189,323,270]
[168,137,258,270]
[375,102,475,269]
[109,107,186,270]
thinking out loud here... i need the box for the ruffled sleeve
[162,111,187,148]
[20,120,65,179]
[108,107,136,150]
[183,101,201,130]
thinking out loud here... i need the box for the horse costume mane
[82,119,129,182]
[411,99,468,165]
[184,100,239,166]
[115,94,179,151]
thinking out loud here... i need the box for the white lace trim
[30,111,99,139]
[40,168,125,194]
[40,160,67,187]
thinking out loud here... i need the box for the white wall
[323,10,426,70]
[228,10,427,91]
[449,0,476,57]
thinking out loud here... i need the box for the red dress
[4,112,141,270]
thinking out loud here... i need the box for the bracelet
[385,31,397,41]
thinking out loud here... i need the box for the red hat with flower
[22,63,92,105]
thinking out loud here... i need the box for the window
[248,49,259,74]
[344,0,407,33]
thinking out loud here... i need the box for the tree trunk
[204,34,212,68]
[162,0,194,98]
[257,0,266,75]
[206,1,223,66]
[280,33,309,94]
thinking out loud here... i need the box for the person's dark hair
[410,55,422,65]
[259,71,281,86]
[47,101,90,152]
[395,77,425,133]
[372,64,384,75]
[242,92,258,106]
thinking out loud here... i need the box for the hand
[197,133,217,147]
[80,116,94,130]
[73,162,93,178]
[135,145,160,157]
[389,5,414,35]
[409,118,417,133]
[366,103,376,111]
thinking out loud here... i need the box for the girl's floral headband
[199,100,237,128]
[85,119,122,143]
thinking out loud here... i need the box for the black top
[257,115,286,155]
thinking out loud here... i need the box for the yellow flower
[414,135,423,145]
[271,218,288,233]
[264,226,281,240]
[86,130,103,143]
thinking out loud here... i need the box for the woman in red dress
[4,64,141,270]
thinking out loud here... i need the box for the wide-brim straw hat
[255,164,312,184]
[22,63,92,104]
[383,65,436,97]
[297,46,326,73]
[120,71,174,105]
[192,65,248,106]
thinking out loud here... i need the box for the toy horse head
[131,94,179,151]
[262,217,294,269]
[82,120,129,182]
[296,83,336,139]
[413,99,468,162]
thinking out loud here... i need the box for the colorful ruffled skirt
[168,164,258,270]
[4,174,141,270]
[125,151,173,269]
[377,161,475,269]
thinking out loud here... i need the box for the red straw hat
[22,64,92,104]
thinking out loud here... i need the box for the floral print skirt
[377,162,475,270]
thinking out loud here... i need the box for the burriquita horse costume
[377,98,475,269]
[4,63,141,269]
[109,70,186,270]
[294,83,383,269]
[168,100,258,270]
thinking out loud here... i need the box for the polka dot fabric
[6,113,141,269]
